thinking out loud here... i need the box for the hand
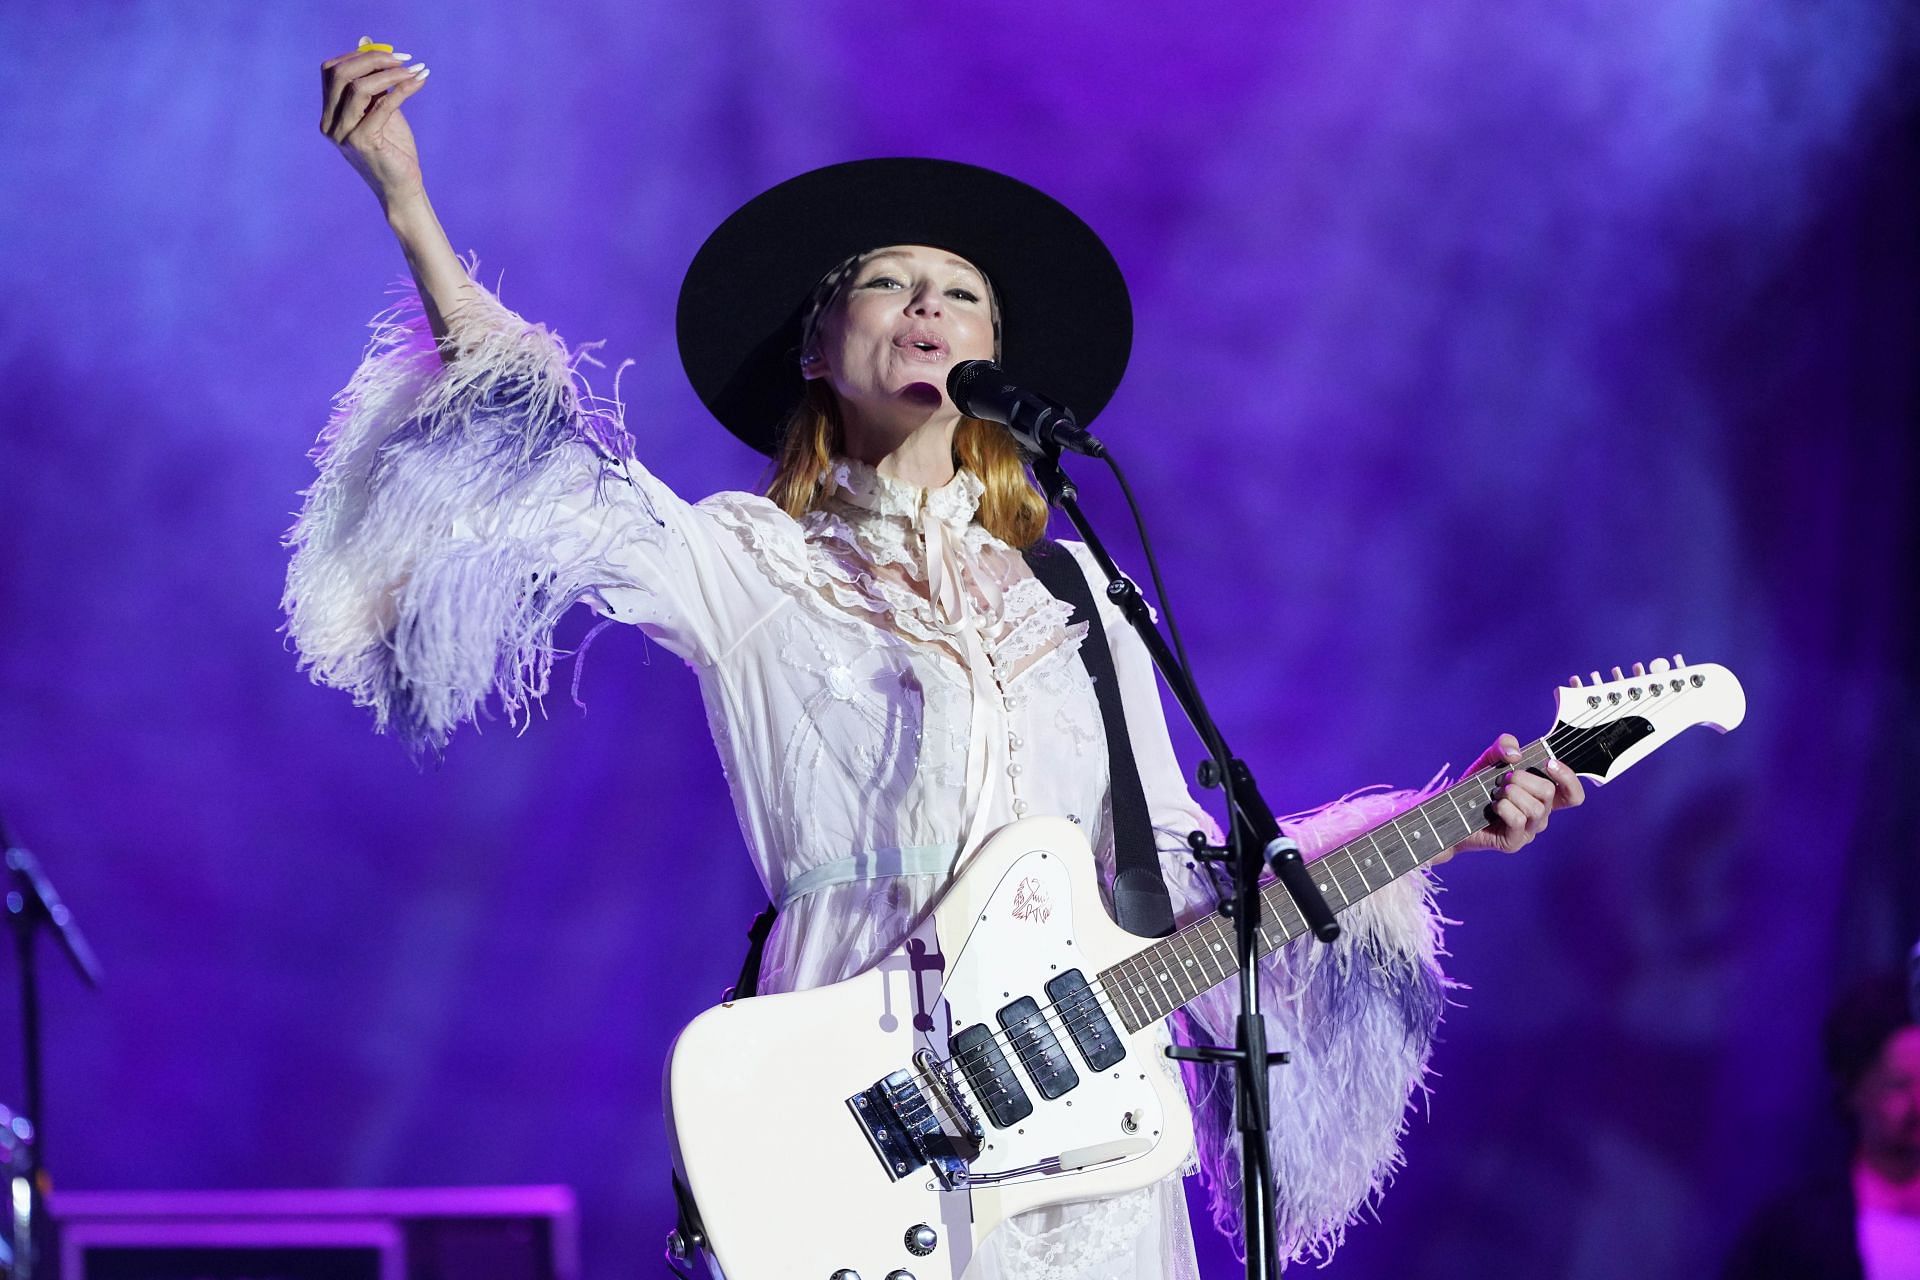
[1434,733,1585,861]
[320,39,431,208]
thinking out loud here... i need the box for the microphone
[947,360,1106,458]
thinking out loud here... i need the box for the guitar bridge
[847,1063,982,1192]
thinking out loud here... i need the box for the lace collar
[822,457,984,530]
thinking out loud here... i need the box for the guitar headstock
[1548,656,1745,784]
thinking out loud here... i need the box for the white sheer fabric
[596,455,1214,1277]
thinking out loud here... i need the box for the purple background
[2,3,1916,1277]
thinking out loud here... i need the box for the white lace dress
[284,282,1451,1277]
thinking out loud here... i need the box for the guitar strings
[907,683,1697,1105]
[898,675,1718,1116]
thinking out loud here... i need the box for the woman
[289,43,1583,1276]
[1722,974,1920,1280]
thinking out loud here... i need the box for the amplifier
[54,1186,578,1280]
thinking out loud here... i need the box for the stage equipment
[53,1186,578,1280]
[947,360,1106,458]
[3,817,102,1280]
[0,1104,32,1276]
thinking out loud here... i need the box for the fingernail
[410,64,431,77]
[392,51,413,61]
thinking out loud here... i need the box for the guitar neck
[1099,738,1555,1033]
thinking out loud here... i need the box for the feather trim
[283,273,654,753]
[1177,780,1456,1264]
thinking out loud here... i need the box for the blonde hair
[764,385,1051,549]
[765,247,1050,548]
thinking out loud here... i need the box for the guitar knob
[905,1222,939,1255]
[1649,657,1671,674]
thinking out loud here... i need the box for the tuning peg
[1632,661,1647,676]
[1649,657,1671,674]
[1590,670,1604,685]
[1672,653,1685,667]
[1569,674,1583,687]
[1611,666,1625,681]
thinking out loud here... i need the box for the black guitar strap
[727,902,779,1002]
[1021,540,1176,938]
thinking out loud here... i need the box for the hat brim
[676,158,1132,455]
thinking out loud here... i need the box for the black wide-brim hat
[676,158,1132,455]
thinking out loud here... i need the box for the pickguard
[917,846,1172,1184]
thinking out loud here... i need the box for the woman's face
[802,244,996,432]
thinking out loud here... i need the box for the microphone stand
[1029,453,1338,1280]
[3,817,104,1280]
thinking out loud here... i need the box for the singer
[288,45,1582,1277]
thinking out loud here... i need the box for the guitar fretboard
[1099,739,1554,1032]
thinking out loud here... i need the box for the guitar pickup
[1045,969,1126,1072]
[998,996,1080,1100]
[953,1023,1033,1128]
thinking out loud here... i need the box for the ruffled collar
[822,457,984,530]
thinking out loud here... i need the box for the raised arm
[288,44,792,754]
[321,40,475,353]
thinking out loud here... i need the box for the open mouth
[895,331,949,359]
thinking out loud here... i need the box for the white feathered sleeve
[284,276,759,753]
[1169,789,1450,1265]
[1073,546,1450,1264]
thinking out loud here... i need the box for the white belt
[777,843,958,907]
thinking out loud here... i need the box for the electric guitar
[664,659,1745,1280]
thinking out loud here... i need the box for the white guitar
[664,659,1745,1280]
